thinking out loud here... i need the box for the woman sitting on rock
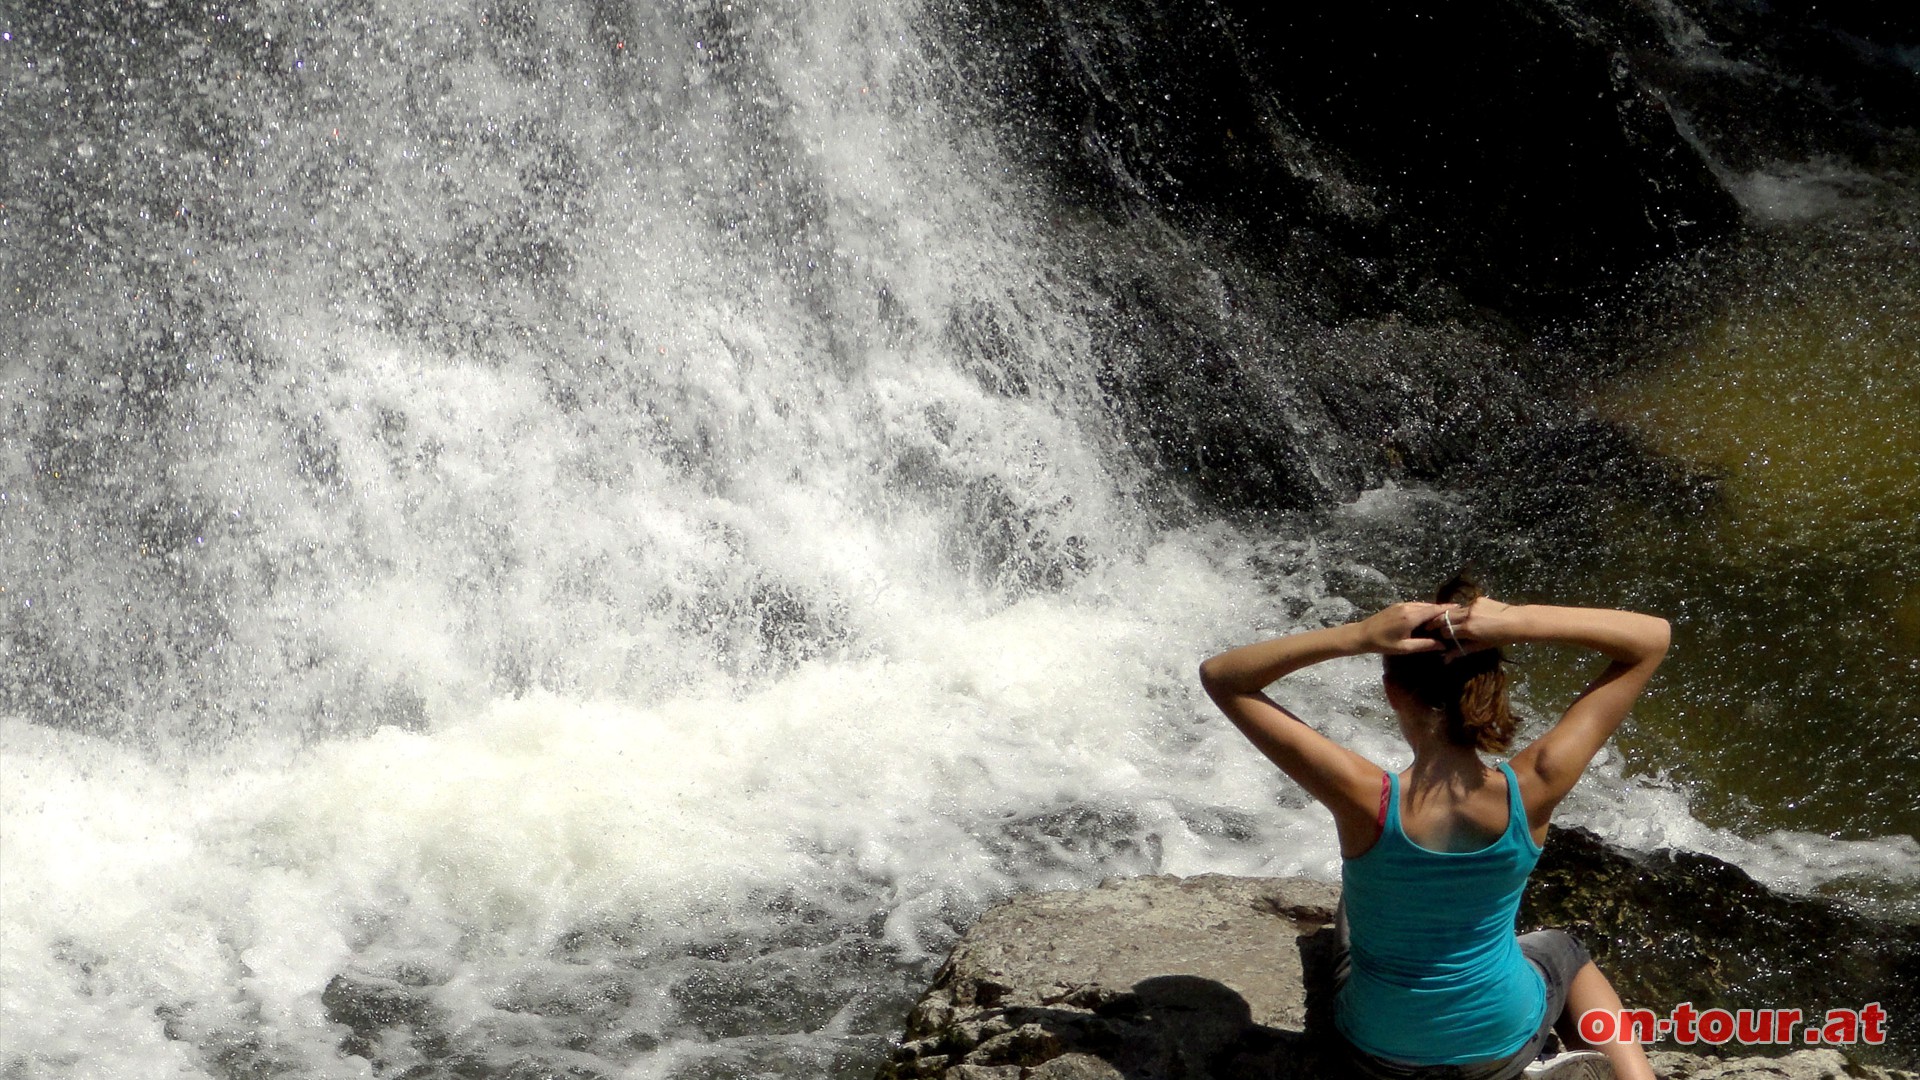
[1199,574,1669,1080]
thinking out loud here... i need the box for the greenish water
[1330,216,1918,869]
[1522,221,1920,846]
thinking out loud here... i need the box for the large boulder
[878,875,1346,1080]
[880,840,1920,1080]
[1525,826,1920,1054]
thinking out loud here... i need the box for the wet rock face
[1223,1,1738,312]
[925,0,1753,520]
[881,836,1920,1080]
[933,0,1743,314]
[939,0,1915,307]
[1523,827,1920,1062]
[1620,0,1920,176]
[928,0,1917,523]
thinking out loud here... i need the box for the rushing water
[2,2,1915,1078]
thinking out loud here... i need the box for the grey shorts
[1332,912,1593,1080]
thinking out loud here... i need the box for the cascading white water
[4,2,1916,1078]
[0,2,1327,1074]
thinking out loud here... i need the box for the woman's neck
[1401,715,1490,788]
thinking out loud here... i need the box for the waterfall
[0,2,1328,1074]
[3,1,1915,1077]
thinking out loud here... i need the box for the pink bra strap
[1377,771,1391,830]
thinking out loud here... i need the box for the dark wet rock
[1464,417,1720,531]
[1596,0,1920,178]
[322,972,435,1057]
[929,0,1917,525]
[940,0,1915,304]
[1524,826,1920,1058]
[935,0,1742,315]
[880,834,1920,1079]
[1225,2,1741,311]
[925,0,1742,519]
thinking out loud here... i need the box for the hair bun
[1381,568,1513,753]
[1435,569,1483,608]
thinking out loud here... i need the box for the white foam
[0,537,1321,1075]
[1727,162,1874,222]
[1551,756,1920,917]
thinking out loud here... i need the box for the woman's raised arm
[1199,603,1450,856]
[1452,600,1671,824]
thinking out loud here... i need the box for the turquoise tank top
[1336,761,1546,1064]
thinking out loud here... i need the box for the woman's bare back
[1394,764,1549,853]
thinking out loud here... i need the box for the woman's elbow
[1640,616,1672,662]
[1197,656,1237,700]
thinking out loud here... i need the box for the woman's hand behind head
[1448,597,1522,650]
[1358,602,1454,655]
